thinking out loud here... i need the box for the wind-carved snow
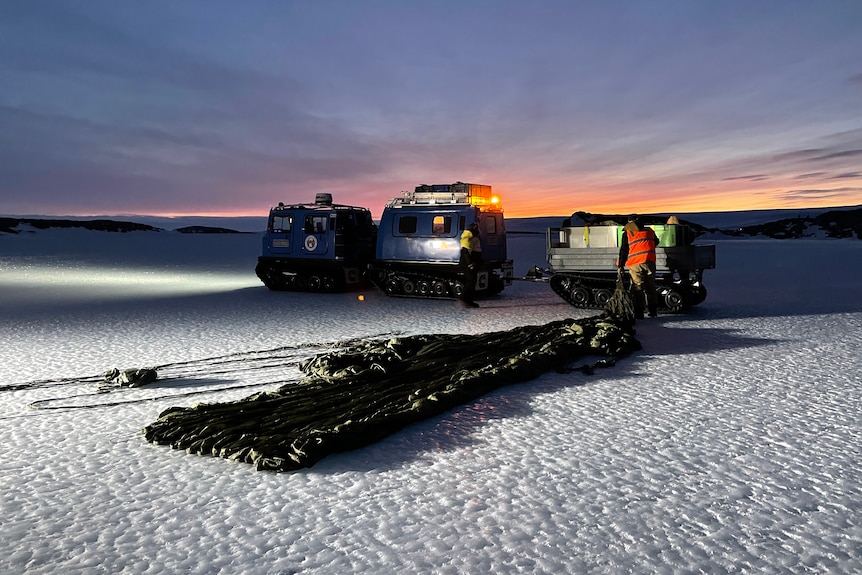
[0,227,860,574]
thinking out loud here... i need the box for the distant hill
[116,215,266,233]
[672,205,861,229]
[0,218,253,235]
[512,206,861,240]
[719,207,862,239]
[174,226,249,234]
[0,217,162,235]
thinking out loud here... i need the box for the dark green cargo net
[142,315,640,472]
[604,269,637,326]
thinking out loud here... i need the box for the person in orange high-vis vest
[618,214,659,318]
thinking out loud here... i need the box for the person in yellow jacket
[458,222,482,308]
[618,214,659,318]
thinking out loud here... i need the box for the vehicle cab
[256,193,376,291]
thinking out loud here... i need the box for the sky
[2,0,861,219]
[1,221,860,574]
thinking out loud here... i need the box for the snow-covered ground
[1,223,860,574]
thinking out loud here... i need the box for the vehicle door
[302,213,330,256]
[266,213,294,255]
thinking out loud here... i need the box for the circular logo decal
[304,235,318,251]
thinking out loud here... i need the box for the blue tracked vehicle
[255,193,377,292]
[368,183,514,299]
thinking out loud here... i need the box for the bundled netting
[143,315,640,472]
[604,269,637,327]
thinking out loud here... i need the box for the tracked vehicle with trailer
[368,183,514,300]
[536,215,716,312]
[255,193,377,292]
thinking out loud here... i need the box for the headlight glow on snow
[1,262,256,303]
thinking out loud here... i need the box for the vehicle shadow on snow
[678,293,861,320]
[629,319,781,356]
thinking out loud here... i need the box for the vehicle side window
[335,212,353,231]
[432,215,452,235]
[305,215,327,234]
[483,218,497,234]
[272,215,292,233]
[398,216,417,234]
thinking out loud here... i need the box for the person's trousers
[627,261,658,315]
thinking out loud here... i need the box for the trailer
[538,219,716,312]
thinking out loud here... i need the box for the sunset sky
[2,0,861,219]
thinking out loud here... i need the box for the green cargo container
[617,224,694,248]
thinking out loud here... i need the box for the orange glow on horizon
[496,184,862,218]
[146,211,268,218]
[27,179,860,221]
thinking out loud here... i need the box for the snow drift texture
[1,212,860,575]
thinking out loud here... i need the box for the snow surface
[1,224,861,574]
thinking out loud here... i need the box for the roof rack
[386,182,494,208]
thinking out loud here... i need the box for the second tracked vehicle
[368,183,514,300]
